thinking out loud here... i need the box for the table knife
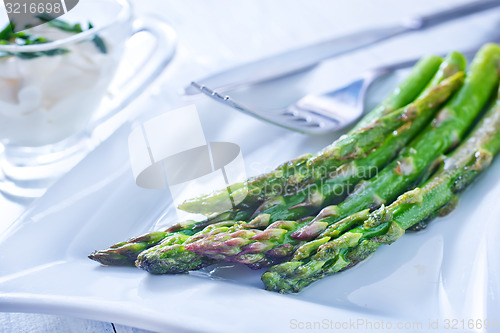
[184,0,500,95]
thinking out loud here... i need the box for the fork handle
[407,0,500,30]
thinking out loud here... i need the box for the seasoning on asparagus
[262,89,500,292]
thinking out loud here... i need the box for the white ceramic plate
[1,69,500,333]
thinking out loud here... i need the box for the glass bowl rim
[0,0,132,53]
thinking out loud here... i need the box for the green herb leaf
[92,35,107,54]
[0,24,14,41]
[37,14,84,34]
[1,17,107,59]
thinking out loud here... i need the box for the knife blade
[184,0,500,95]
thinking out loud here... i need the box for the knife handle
[185,0,500,95]
[407,0,500,30]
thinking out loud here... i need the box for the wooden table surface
[1,0,498,332]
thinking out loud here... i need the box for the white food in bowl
[0,26,120,147]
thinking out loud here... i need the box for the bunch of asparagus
[90,43,500,293]
[263,86,500,292]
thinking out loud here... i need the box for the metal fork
[191,51,475,135]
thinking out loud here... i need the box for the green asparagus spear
[90,56,444,267]
[262,90,500,293]
[88,212,238,266]
[136,217,272,274]
[179,56,444,216]
[134,60,465,274]
[185,44,500,267]
[351,55,445,131]
[88,231,173,266]
[135,224,232,274]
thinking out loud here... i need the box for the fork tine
[190,82,342,134]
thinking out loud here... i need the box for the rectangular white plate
[1,59,500,333]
